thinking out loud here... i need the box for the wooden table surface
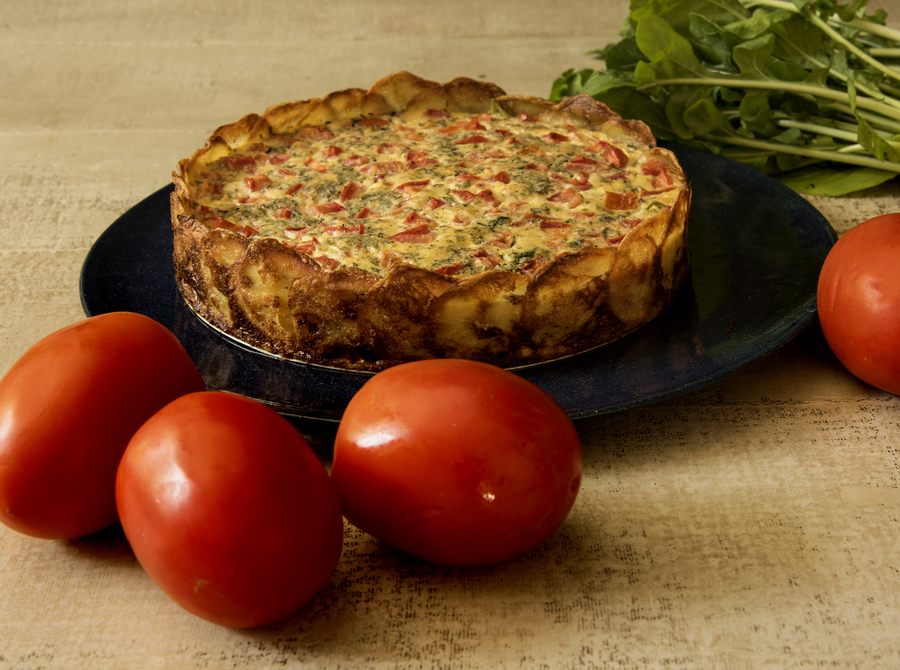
[2,1,900,668]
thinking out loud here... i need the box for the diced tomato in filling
[641,186,676,198]
[558,173,592,191]
[267,153,291,165]
[377,142,401,154]
[363,161,404,175]
[355,207,374,219]
[321,145,344,158]
[489,231,514,248]
[243,174,271,192]
[641,159,667,175]
[314,255,341,270]
[564,155,608,173]
[288,241,319,255]
[220,155,256,171]
[519,255,549,274]
[434,262,463,275]
[547,188,584,209]
[356,117,391,127]
[653,171,673,189]
[299,126,335,141]
[323,223,365,236]
[543,132,569,143]
[340,182,362,202]
[389,223,436,243]
[406,150,436,168]
[396,179,431,194]
[454,135,491,145]
[464,117,487,131]
[304,158,328,173]
[605,191,640,210]
[344,154,370,167]
[604,146,629,168]
[453,189,477,204]
[273,207,294,220]
[425,109,452,118]
[402,212,433,227]
[426,198,445,210]
[283,226,311,239]
[285,182,304,196]
[438,122,466,136]
[518,112,538,123]
[195,180,222,198]
[210,217,258,237]
[476,190,499,206]
[309,201,346,217]
[523,212,565,224]
[491,171,511,184]
[539,219,572,231]
[473,247,502,268]
[196,205,216,220]
[605,234,625,246]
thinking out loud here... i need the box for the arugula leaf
[551,0,900,195]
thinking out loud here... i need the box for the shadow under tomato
[284,416,340,467]
[62,522,134,562]
[233,515,593,657]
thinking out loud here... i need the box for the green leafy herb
[486,216,513,229]
[551,0,900,195]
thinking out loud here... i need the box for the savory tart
[170,71,691,371]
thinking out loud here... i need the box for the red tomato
[116,391,344,628]
[817,213,900,395]
[0,312,205,539]
[332,359,583,567]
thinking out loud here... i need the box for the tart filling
[171,72,691,371]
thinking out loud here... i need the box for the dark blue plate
[79,144,836,422]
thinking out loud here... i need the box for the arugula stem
[743,0,900,44]
[870,48,900,58]
[845,17,900,44]
[775,119,859,142]
[826,102,900,132]
[805,11,900,85]
[698,133,900,171]
[636,77,900,118]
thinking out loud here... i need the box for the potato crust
[171,72,691,371]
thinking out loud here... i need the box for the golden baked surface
[171,72,692,371]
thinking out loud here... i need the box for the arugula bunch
[551,0,900,195]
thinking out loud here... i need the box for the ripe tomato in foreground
[817,213,900,395]
[116,391,344,628]
[0,312,205,539]
[332,359,583,567]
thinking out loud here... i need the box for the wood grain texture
[2,0,900,668]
